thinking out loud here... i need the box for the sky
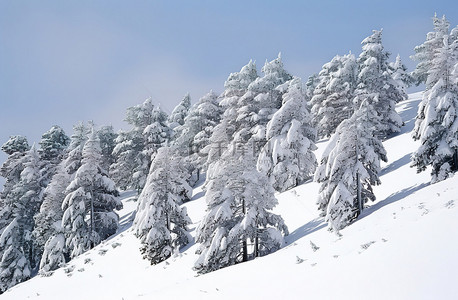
[0,0,457,163]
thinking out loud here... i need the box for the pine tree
[0,136,30,236]
[258,77,317,192]
[389,54,413,96]
[62,130,121,258]
[0,219,31,293]
[0,146,44,291]
[206,60,258,167]
[315,99,386,231]
[412,34,458,182]
[33,164,70,268]
[97,125,117,172]
[110,98,154,191]
[195,148,288,274]
[311,53,357,138]
[168,93,191,130]
[35,123,94,272]
[173,91,223,177]
[134,147,192,265]
[235,54,292,150]
[38,125,70,187]
[354,29,404,138]
[411,14,450,86]
[109,130,135,191]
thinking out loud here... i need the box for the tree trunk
[357,172,362,215]
[90,196,95,249]
[453,149,458,171]
[242,198,248,262]
[254,233,259,258]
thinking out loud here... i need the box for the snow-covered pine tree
[143,105,172,159]
[354,29,404,138]
[257,77,317,192]
[311,53,357,138]
[315,99,387,231]
[38,125,70,187]
[0,219,31,293]
[64,122,90,174]
[0,136,30,236]
[97,125,117,172]
[304,73,320,101]
[206,60,258,167]
[389,54,413,96]
[411,14,450,86]
[134,147,192,265]
[11,146,44,269]
[109,130,134,191]
[110,98,154,191]
[62,130,122,258]
[0,146,44,291]
[195,147,288,274]
[33,163,70,270]
[411,34,458,182]
[235,54,292,150]
[168,93,191,130]
[173,91,223,178]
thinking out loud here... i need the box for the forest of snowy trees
[0,14,458,293]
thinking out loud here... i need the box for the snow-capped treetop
[125,97,155,129]
[222,60,258,98]
[169,93,192,129]
[411,14,451,86]
[1,135,30,155]
[39,125,70,161]
[355,29,404,137]
[389,54,413,95]
[258,77,317,192]
[311,53,357,138]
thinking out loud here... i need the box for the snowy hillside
[2,92,458,299]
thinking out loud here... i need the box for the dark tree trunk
[357,172,362,215]
[453,149,458,171]
[242,198,248,262]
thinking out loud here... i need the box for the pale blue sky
[0,0,457,162]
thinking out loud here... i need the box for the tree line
[0,14,457,292]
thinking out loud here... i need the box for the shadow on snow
[359,182,429,221]
[285,218,326,245]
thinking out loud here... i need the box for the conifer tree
[173,91,223,176]
[315,99,386,231]
[62,130,121,258]
[206,60,258,167]
[134,147,192,265]
[311,53,357,138]
[0,219,31,293]
[38,125,70,187]
[258,77,317,192]
[354,29,404,138]
[0,146,43,291]
[168,93,191,130]
[389,54,413,96]
[235,54,292,150]
[35,123,92,272]
[412,34,458,182]
[97,125,117,171]
[195,148,288,274]
[411,14,450,86]
[110,98,154,191]
[0,136,30,236]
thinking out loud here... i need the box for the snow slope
[2,92,458,299]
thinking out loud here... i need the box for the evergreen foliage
[258,77,317,192]
[134,147,192,265]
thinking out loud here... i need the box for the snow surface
[2,92,458,299]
